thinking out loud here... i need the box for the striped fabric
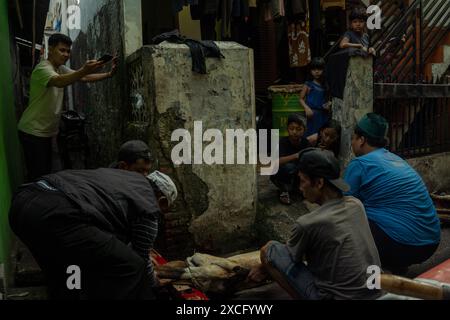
[131,216,159,286]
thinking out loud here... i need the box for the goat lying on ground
[153,250,267,295]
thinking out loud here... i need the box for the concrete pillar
[333,56,374,168]
[126,42,257,258]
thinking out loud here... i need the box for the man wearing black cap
[345,113,440,274]
[271,113,310,205]
[249,148,381,300]
[110,140,153,176]
[9,168,178,300]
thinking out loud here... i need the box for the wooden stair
[373,0,450,83]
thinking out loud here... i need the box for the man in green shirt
[18,33,117,181]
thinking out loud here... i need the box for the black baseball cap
[297,148,350,192]
[118,140,152,163]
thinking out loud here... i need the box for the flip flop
[280,192,291,205]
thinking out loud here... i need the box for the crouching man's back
[288,196,381,299]
[249,148,382,300]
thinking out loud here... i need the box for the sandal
[280,192,291,205]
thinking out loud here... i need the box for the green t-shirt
[18,60,73,137]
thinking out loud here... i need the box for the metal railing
[373,0,450,83]
[374,79,450,158]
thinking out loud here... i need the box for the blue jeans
[265,241,325,300]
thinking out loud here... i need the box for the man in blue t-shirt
[344,113,441,274]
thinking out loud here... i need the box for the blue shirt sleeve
[344,160,363,199]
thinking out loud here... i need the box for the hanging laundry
[264,3,273,22]
[270,0,286,20]
[201,15,218,40]
[289,20,311,68]
[190,3,202,20]
[321,0,346,10]
[291,0,307,15]
[310,0,321,31]
[204,0,221,14]
[232,0,250,18]
[172,0,199,14]
[152,30,225,75]
[221,0,234,39]
[249,0,257,7]
[190,0,220,19]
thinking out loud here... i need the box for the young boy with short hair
[271,114,310,205]
[339,7,376,56]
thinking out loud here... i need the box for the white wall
[123,0,142,57]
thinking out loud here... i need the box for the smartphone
[98,54,114,63]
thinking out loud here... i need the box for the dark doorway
[141,0,178,44]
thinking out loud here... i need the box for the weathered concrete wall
[126,43,257,258]
[408,152,450,193]
[333,56,374,168]
[70,0,127,167]
[123,0,142,57]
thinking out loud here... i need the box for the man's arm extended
[48,60,105,88]
[81,56,118,83]
[81,72,112,82]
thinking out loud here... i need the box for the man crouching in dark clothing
[9,168,177,300]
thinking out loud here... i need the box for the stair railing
[375,0,450,83]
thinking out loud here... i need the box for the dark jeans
[9,184,155,300]
[270,162,299,193]
[18,131,52,182]
[265,241,328,300]
[368,220,439,272]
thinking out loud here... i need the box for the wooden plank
[375,83,450,98]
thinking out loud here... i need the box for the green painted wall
[0,0,23,289]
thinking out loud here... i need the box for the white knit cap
[146,171,178,207]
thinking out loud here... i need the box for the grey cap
[297,148,350,192]
[146,171,178,207]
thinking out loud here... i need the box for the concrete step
[256,175,310,245]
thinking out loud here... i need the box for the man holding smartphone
[17,33,118,181]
